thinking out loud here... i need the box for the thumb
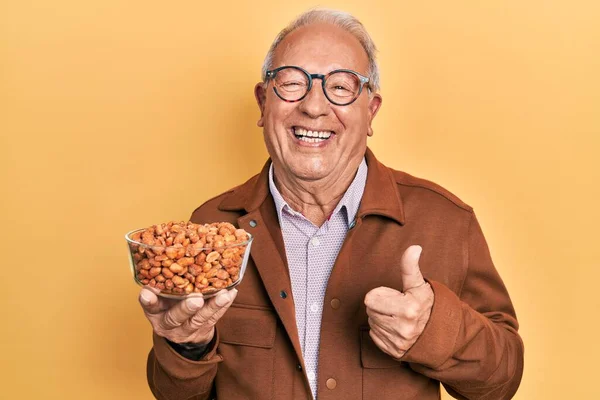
[139,287,162,315]
[400,245,425,291]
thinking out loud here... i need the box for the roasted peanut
[216,269,229,280]
[178,257,194,267]
[149,258,162,268]
[206,251,220,263]
[169,263,183,274]
[137,259,151,270]
[188,264,203,276]
[165,246,179,260]
[206,268,219,278]
[162,268,174,279]
[185,283,194,294]
[184,272,195,283]
[174,232,185,245]
[172,276,189,289]
[195,253,206,264]
[202,262,212,273]
[152,246,165,256]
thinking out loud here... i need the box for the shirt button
[330,298,340,309]
[326,378,337,390]
[310,303,319,313]
[249,220,257,228]
[296,364,302,371]
[307,371,316,380]
[310,237,320,246]
[280,290,287,299]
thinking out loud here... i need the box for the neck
[273,158,362,227]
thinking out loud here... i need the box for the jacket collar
[218,147,405,225]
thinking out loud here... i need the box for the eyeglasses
[264,66,370,106]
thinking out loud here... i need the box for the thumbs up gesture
[364,245,434,360]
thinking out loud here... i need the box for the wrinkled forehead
[272,22,370,76]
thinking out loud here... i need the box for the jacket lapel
[220,161,306,370]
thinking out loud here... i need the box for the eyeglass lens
[273,67,361,105]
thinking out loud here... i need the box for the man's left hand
[364,245,434,360]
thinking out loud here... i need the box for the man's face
[255,22,382,182]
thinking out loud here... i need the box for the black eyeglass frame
[264,65,371,106]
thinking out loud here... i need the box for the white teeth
[294,127,332,139]
[298,136,325,143]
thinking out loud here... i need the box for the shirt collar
[268,158,368,227]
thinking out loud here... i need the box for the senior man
[139,9,524,400]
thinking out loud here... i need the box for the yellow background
[1,1,598,399]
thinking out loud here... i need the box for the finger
[365,287,405,316]
[368,314,397,338]
[188,289,238,330]
[369,328,396,357]
[139,288,162,314]
[400,245,425,291]
[159,296,205,330]
[366,307,394,326]
[139,287,179,315]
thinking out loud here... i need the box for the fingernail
[140,291,152,305]
[215,292,231,307]
[415,245,423,257]
[187,297,204,311]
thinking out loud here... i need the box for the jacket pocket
[360,327,436,399]
[215,304,277,400]
[219,304,277,348]
[360,327,402,368]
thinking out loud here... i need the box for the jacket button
[280,290,287,299]
[326,378,337,390]
[296,363,302,371]
[330,298,340,309]
[249,220,257,228]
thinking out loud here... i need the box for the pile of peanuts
[128,221,250,295]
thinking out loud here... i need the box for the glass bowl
[125,223,253,299]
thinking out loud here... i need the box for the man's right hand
[139,287,238,345]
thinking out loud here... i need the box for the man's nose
[298,81,330,118]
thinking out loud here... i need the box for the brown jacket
[147,148,524,400]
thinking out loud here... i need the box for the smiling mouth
[292,127,334,143]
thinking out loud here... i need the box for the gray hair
[261,8,380,92]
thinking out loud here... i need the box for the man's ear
[254,82,267,127]
[366,93,382,137]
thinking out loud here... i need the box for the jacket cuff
[166,334,215,361]
[401,280,463,369]
[152,329,223,380]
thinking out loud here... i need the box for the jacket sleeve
[147,330,223,400]
[401,212,524,400]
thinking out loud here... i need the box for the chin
[289,163,331,181]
